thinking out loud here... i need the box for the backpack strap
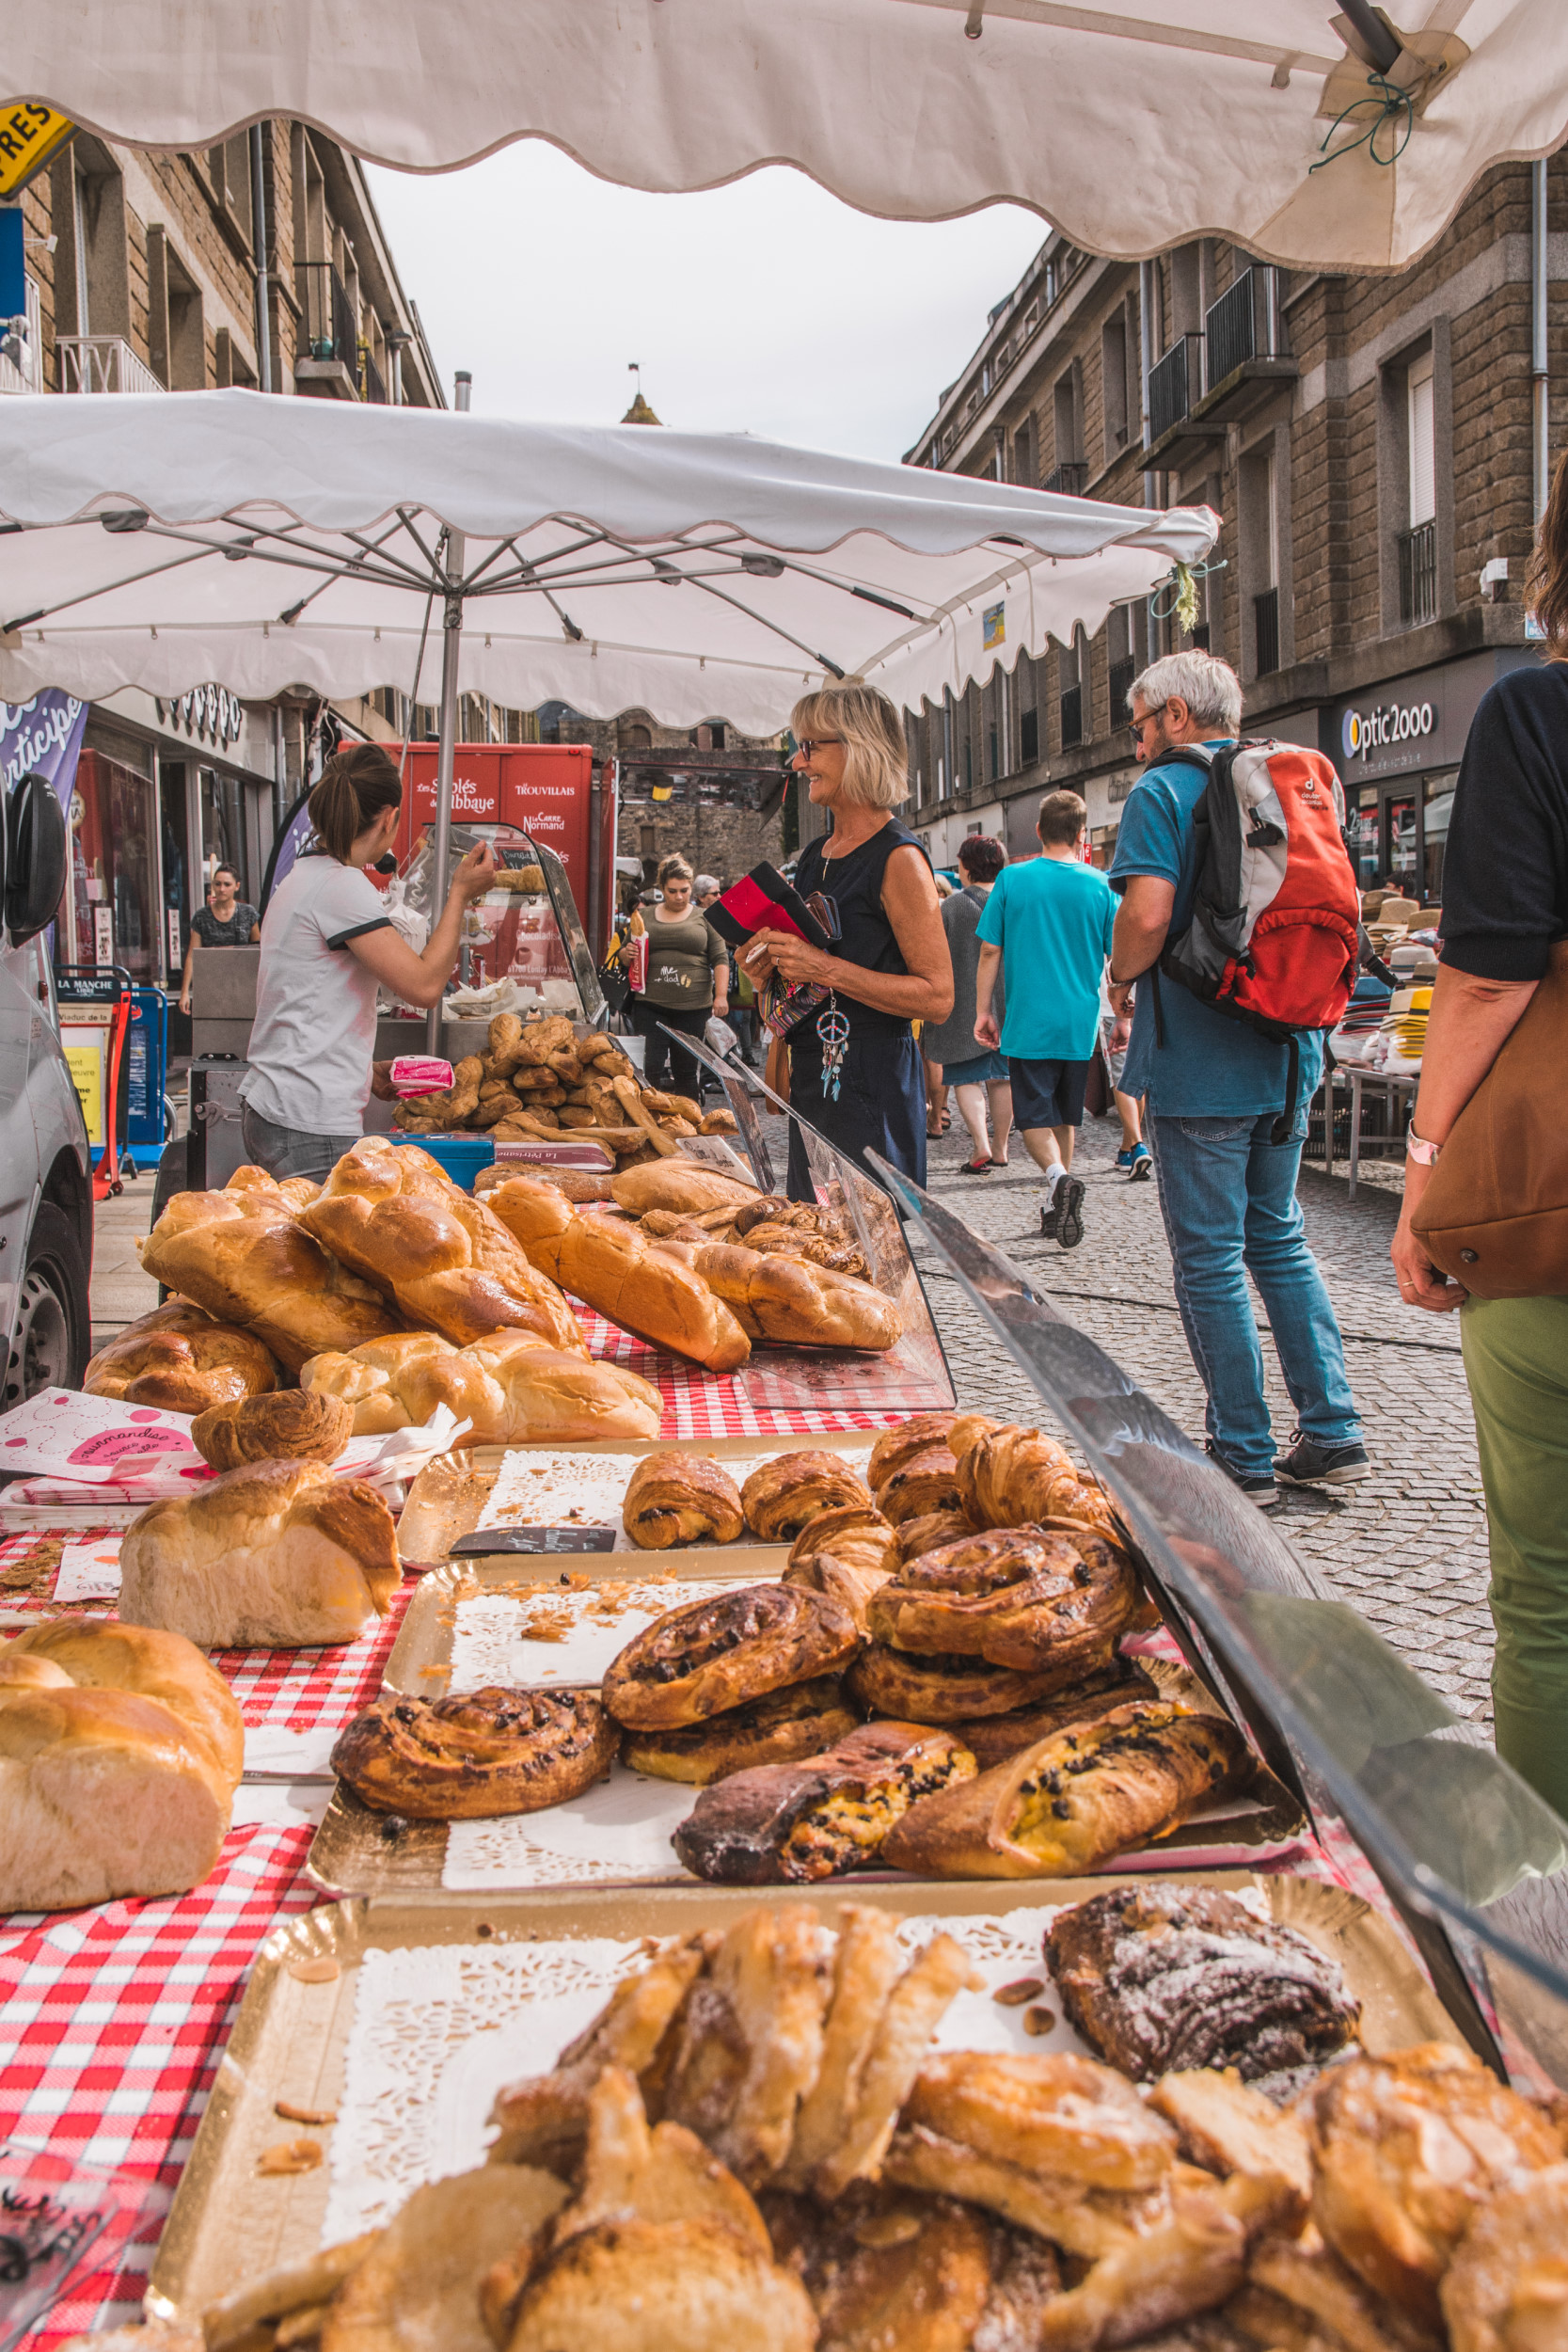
[1270,1035,1301,1147]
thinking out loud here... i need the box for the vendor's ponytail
[309,743,403,864]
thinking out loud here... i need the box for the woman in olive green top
[631,852,729,1096]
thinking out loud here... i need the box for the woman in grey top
[921,834,1013,1174]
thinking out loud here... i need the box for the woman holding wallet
[240,743,497,1183]
[745,683,953,1199]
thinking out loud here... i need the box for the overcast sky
[366,145,1047,462]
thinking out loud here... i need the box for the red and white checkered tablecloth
[572,1304,915,1438]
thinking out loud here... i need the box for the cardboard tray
[394,1428,877,1566]
[144,1868,1456,2328]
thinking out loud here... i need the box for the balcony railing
[57,335,164,395]
[0,276,43,395]
[1043,461,1087,496]
[1059,683,1083,749]
[359,343,388,405]
[1399,519,1437,625]
[1108,655,1136,723]
[296,260,357,373]
[1254,586,1281,677]
[1149,333,1201,439]
[1204,265,1284,387]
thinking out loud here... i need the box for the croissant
[602,1584,860,1729]
[484,1175,752,1374]
[301,1329,661,1444]
[140,1190,403,1374]
[331,1687,616,1818]
[298,1138,586,1354]
[880,1702,1252,1878]
[84,1299,280,1413]
[741,1452,875,1543]
[622,1677,857,1786]
[867,1414,957,1493]
[956,1424,1081,1530]
[623,1453,745,1549]
[784,1505,897,1581]
[874,1445,965,1529]
[671,1722,976,1884]
[866,1525,1138,1676]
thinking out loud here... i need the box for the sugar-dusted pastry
[622,1452,744,1549]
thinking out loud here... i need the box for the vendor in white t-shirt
[240,742,496,1183]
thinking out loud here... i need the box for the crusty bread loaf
[296,1137,587,1355]
[119,1459,402,1648]
[477,1164,614,1205]
[485,1174,752,1373]
[668,1240,903,1353]
[301,1329,663,1444]
[610,1162,761,1216]
[140,1190,403,1374]
[190,1386,354,1470]
[84,1299,281,1413]
[0,1616,244,1911]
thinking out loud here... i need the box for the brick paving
[873,1109,1494,1727]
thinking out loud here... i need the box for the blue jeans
[1148,1106,1360,1478]
[241,1104,361,1184]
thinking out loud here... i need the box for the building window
[1101,310,1128,462]
[1241,442,1282,677]
[1059,630,1086,749]
[1020,706,1039,765]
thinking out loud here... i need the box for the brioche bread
[297,1137,587,1355]
[225,1165,322,1213]
[190,1386,354,1470]
[119,1458,402,1648]
[84,1299,281,1413]
[610,1162,760,1216]
[485,1174,752,1373]
[673,1241,903,1353]
[301,1329,662,1444]
[140,1190,403,1374]
[0,1616,243,1910]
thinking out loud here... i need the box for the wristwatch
[1405,1127,1442,1167]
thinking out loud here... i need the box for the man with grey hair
[1106,649,1365,1508]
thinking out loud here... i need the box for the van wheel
[7,1204,90,1403]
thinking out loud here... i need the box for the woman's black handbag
[597,952,632,1014]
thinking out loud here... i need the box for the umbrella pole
[425,540,466,1052]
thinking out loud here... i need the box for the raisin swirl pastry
[623,1677,858,1785]
[741,1453,874,1544]
[847,1645,1074,1724]
[890,1509,974,1568]
[622,1452,745,1550]
[867,1526,1137,1676]
[867,1414,957,1493]
[329,1687,616,1819]
[875,1446,966,1530]
[602,1583,860,1729]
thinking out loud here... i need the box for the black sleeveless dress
[785,817,929,1201]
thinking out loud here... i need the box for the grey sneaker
[1053,1174,1086,1248]
[1205,1440,1279,1508]
[1274,1433,1371,1487]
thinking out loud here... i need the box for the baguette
[610,1161,760,1217]
[297,1137,586,1355]
[483,1175,752,1373]
[301,1328,662,1443]
[140,1191,403,1375]
[610,1074,679,1156]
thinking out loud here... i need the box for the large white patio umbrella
[8,1,1565,272]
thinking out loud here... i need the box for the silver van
[1,772,92,1403]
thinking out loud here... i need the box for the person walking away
[629,853,729,1098]
[1100,995,1151,1177]
[1391,452,1568,1816]
[179,861,259,1013]
[743,683,952,1198]
[1107,651,1366,1507]
[974,791,1111,1247]
[923,834,1014,1174]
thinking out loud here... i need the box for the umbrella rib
[230,513,437,592]
[681,574,845,679]
[2,540,227,633]
[903,0,1338,74]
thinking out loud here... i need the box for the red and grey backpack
[1154,739,1362,1142]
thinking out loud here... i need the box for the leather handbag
[1411,940,1568,1297]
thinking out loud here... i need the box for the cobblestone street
[813,1107,1494,1728]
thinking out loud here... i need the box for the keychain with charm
[816,993,850,1100]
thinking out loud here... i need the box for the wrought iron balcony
[1399,520,1437,625]
[1204,265,1285,388]
[56,334,164,395]
[295,260,358,375]
[1043,460,1087,496]
[1148,333,1202,441]
[359,342,388,405]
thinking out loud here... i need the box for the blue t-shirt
[974,855,1116,1060]
[1109,744,1326,1117]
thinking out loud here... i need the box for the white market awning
[7,1,1565,273]
[0,390,1216,730]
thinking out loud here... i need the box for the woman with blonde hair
[743,681,953,1197]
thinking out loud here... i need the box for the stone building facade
[902,158,1560,907]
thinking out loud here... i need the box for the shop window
[1423,770,1456,905]
[199,766,247,899]
[1354,789,1381,890]
[1386,792,1418,892]
[69,750,158,980]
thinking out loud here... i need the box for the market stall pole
[425,371,470,1050]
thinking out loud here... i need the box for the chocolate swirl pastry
[672,1722,975,1884]
[953,1657,1159,1769]
[867,1526,1137,1676]
[867,1414,957,1495]
[890,1510,974,1568]
[847,1644,1080,1724]
[602,1583,860,1730]
[1044,1884,1361,2083]
[623,1453,745,1549]
[622,1677,857,1785]
[874,1446,965,1530]
[330,1687,616,1819]
[741,1453,874,1544]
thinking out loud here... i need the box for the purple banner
[1,690,88,807]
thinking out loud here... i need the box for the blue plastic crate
[387,1133,497,1192]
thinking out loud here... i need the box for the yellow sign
[64,1042,103,1146]
[0,103,74,199]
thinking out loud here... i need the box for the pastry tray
[145,1869,1456,2328]
[395,1429,878,1566]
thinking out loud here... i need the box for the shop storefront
[1324,647,1541,910]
